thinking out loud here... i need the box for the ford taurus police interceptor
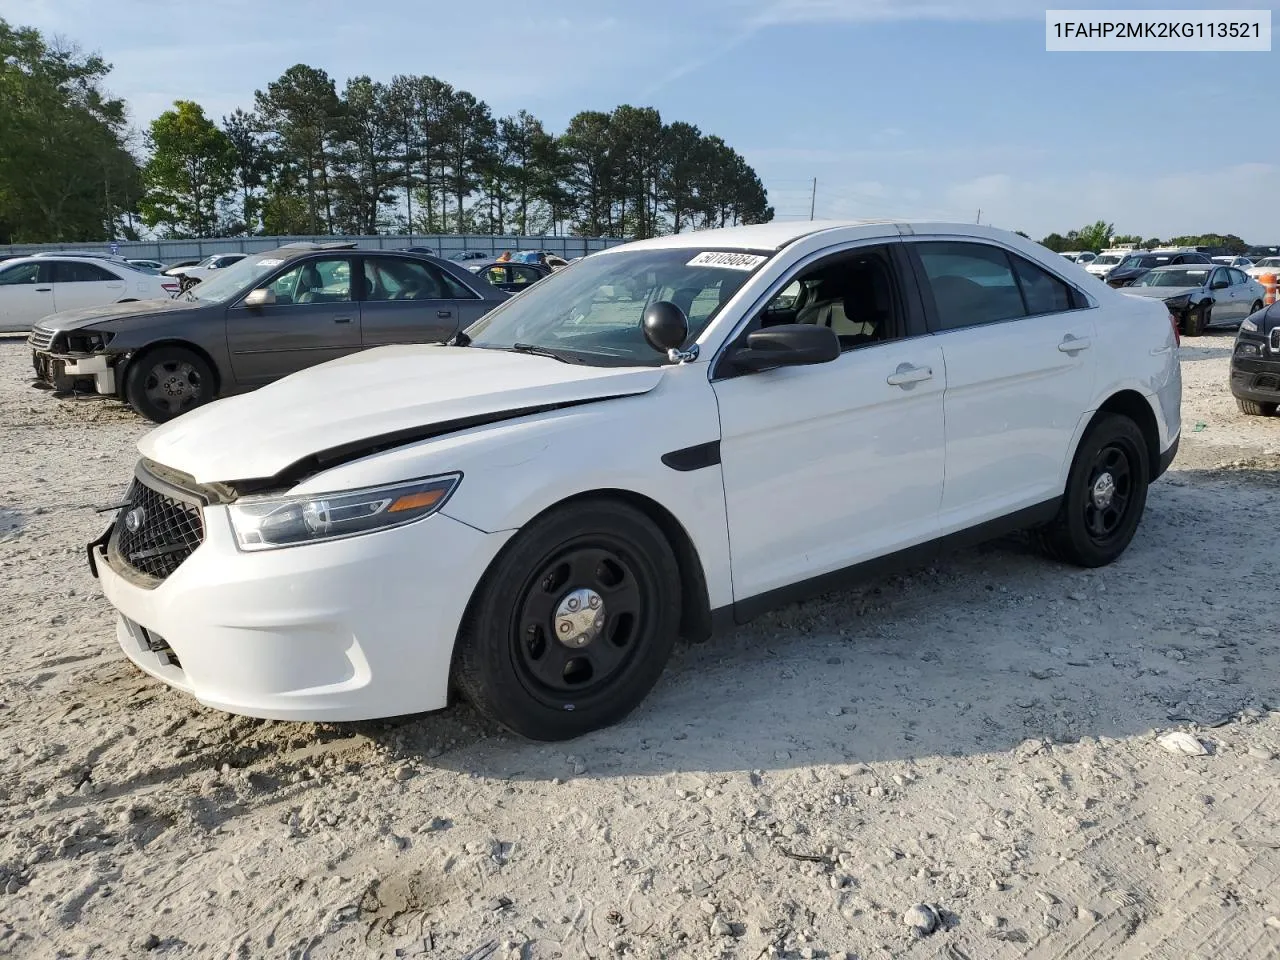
[87,221,1182,741]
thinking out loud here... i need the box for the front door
[908,239,1097,527]
[0,261,55,329]
[51,260,127,312]
[225,256,361,386]
[358,256,476,347]
[713,242,947,602]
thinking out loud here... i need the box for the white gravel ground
[1,333,1279,960]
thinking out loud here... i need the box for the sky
[5,0,1277,242]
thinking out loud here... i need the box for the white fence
[0,234,626,261]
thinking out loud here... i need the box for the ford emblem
[124,507,146,533]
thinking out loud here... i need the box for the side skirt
[710,498,1062,631]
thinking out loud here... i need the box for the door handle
[1058,335,1091,353]
[437,310,452,319]
[886,363,933,387]
[333,316,353,324]
[35,287,52,292]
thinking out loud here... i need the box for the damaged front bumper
[31,350,119,395]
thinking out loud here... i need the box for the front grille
[111,477,205,582]
[1271,327,1280,353]
[28,325,56,351]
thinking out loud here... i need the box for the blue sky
[6,0,1277,241]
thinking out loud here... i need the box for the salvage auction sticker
[687,251,768,271]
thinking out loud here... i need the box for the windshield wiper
[509,342,583,364]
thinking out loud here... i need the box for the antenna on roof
[809,178,817,221]
[976,209,981,224]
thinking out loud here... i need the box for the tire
[1183,303,1209,336]
[124,345,216,423]
[1236,398,1278,416]
[453,499,682,741]
[1249,300,1264,317]
[1036,414,1150,568]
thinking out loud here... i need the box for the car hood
[1122,285,1201,300]
[138,345,666,485]
[35,298,189,331]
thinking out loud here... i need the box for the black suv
[1231,302,1280,416]
[1105,251,1214,288]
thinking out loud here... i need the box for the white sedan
[0,256,179,333]
[163,253,247,284]
[88,220,1181,740]
[1246,256,1280,280]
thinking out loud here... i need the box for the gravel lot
[1,333,1279,960]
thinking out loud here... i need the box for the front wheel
[453,499,682,740]
[124,345,215,423]
[1036,414,1150,568]
[1184,303,1209,336]
[1236,398,1278,416]
[1249,300,1264,318]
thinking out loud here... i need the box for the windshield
[1255,258,1280,269]
[1133,267,1209,288]
[1092,254,1124,266]
[463,247,770,366]
[183,252,289,304]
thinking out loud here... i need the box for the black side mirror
[730,323,840,372]
[642,300,689,353]
[1211,279,1229,289]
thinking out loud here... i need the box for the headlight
[227,474,461,551]
[1241,317,1258,333]
[1235,341,1261,358]
[1163,294,1191,309]
[65,330,114,353]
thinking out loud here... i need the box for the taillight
[1169,312,1181,347]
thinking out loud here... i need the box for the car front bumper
[1230,355,1280,404]
[90,504,512,721]
[32,349,118,395]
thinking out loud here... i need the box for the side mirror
[641,300,689,353]
[1210,279,1229,289]
[730,323,840,372]
[244,287,276,308]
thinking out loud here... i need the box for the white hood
[138,345,665,484]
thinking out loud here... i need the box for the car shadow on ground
[1177,345,1235,362]
[355,474,1280,782]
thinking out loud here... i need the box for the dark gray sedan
[28,242,508,422]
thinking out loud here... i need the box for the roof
[615,219,918,253]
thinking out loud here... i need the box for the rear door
[907,239,1096,527]
[51,260,128,312]
[358,255,480,347]
[1227,268,1256,321]
[0,261,55,330]
[224,256,361,386]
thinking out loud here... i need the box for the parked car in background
[1059,251,1095,264]
[163,258,202,272]
[1246,256,1280,280]
[1230,302,1280,415]
[84,220,1181,738]
[1085,249,1144,278]
[1123,264,1265,335]
[0,255,178,334]
[1212,256,1254,269]
[27,244,508,421]
[126,259,168,273]
[163,253,248,284]
[450,251,490,262]
[1104,250,1213,288]
[467,258,553,293]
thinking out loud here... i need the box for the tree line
[0,18,772,245]
[1036,221,1252,255]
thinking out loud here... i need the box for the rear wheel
[1037,414,1150,568]
[454,499,682,740]
[1236,398,1278,416]
[124,345,215,423]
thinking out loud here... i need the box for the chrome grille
[28,326,56,351]
[112,478,205,582]
[1270,327,1280,353]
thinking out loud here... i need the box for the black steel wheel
[454,499,682,740]
[1036,414,1150,567]
[124,345,215,423]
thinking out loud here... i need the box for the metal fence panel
[0,234,627,261]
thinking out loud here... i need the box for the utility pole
[809,178,817,220]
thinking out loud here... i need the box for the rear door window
[913,242,1026,330]
[54,261,118,283]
